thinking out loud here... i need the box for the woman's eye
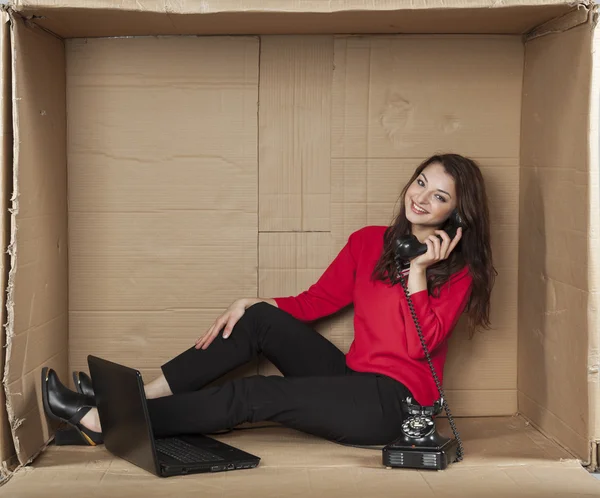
[417,179,424,187]
[435,195,447,202]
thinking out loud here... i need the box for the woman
[41,153,496,448]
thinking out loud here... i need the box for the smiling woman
[41,153,496,452]
[373,154,496,337]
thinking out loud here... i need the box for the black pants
[147,302,412,445]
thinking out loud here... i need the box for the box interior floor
[1,2,600,496]
[3,419,600,498]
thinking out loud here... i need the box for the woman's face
[404,162,458,227]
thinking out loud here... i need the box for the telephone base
[382,436,458,471]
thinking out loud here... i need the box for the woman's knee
[233,301,279,340]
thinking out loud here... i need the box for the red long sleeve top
[273,225,472,407]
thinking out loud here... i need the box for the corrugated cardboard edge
[588,3,600,474]
[0,8,15,487]
[9,0,594,14]
[0,9,17,487]
[2,5,20,469]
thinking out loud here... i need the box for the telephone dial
[382,209,466,471]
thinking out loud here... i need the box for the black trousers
[147,302,412,445]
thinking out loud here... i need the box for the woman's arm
[401,227,470,359]
[402,266,472,359]
[273,230,361,322]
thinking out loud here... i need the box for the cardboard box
[1,0,599,496]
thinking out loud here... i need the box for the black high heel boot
[41,367,103,446]
[72,371,95,399]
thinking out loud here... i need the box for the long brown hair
[372,154,496,336]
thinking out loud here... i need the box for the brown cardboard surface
[4,16,67,467]
[2,417,600,498]
[259,36,332,232]
[10,1,580,38]
[519,20,594,462]
[0,11,15,476]
[331,36,523,162]
[590,13,600,467]
[66,35,260,377]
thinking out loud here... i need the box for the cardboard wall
[258,35,333,233]
[66,34,524,417]
[66,36,260,382]
[3,18,67,466]
[518,21,595,461]
[0,12,15,474]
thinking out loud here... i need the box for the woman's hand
[411,227,462,271]
[195,297,277,350]
[195,298,250,350]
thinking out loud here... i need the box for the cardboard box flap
[9,0,587,38]
[3,15,68,466]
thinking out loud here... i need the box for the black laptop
[87,355,261,477]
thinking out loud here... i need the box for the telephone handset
[394,209,466,261]
[382,210,466,471]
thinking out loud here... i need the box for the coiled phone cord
[396,261,464,462]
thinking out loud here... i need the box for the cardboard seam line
[255,33,261,379]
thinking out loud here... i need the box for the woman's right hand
[195,299,250,350]
[195,297,279,350]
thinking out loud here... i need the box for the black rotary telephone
[382,210,466,471]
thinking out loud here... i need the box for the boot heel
[54,427,90,446]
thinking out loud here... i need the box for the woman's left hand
[411,227,462,271]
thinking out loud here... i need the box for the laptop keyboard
[155,437,225,464]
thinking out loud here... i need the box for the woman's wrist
[409,261,427,273]
[407,263,428,294]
